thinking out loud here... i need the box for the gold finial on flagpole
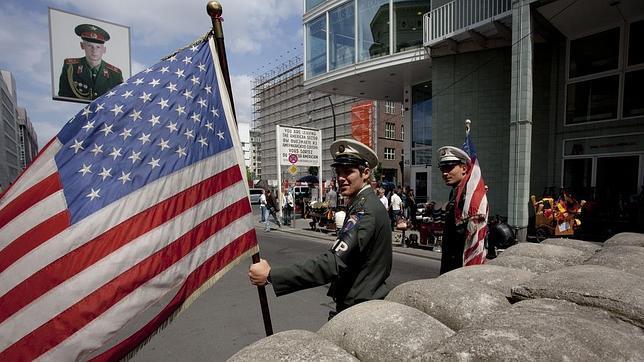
[207,1,224,38]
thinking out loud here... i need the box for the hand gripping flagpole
[207,1,273,336]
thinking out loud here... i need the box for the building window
[384,147,395,160]
[358,0,390,61]
[385,101,396,114]
[305,0,325,12]
[566,75,619,124]
[569,28,619,78]
[330,1,355,71]
[411,81,432,166]
[401,125,404,140]
[624,20,644,118]
[306,15,327,79]
[566,21,644,124]
[385,122,395,138]
[393,0,430,53]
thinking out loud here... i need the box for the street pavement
[132,210,440,361]
[258,211,444,262]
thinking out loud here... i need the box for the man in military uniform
[249,139,392,320]
[58,24,123,101]
[437,146,471,274]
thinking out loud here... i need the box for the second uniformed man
[58,24,123,101]
[249,139,392,320]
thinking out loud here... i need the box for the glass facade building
[304,0,430,80]
[411,81,432,166]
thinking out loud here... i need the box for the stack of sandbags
[230,233,644,361]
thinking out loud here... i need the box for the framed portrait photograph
[49,8,131,104]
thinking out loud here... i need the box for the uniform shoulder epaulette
[105,63,122,73]
[64,58,80,65]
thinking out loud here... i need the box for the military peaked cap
[330,139,378,169]
[75,24,110,44]
[437,146,471,166]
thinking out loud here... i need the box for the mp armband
[330,213,361,265]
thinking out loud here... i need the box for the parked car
[248,188,264,204]
[293,185,310,200]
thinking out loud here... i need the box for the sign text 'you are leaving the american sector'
[277,126,321,167]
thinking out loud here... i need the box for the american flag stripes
[0,35,258,360]
[454,121,488,266]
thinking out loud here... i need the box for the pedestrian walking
[283,188,294,226]
[249,139,392,320]
[266,190,282,229]
[390,187,403,228]
[378,188,388,210]
[259,189,269,231]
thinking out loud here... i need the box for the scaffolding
[251,55,303,129]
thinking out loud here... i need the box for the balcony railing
[424,0,512,46]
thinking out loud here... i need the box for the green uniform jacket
[271,185,392,312]
[58,57,123,100]
[440,188,467,275]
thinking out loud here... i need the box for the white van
[248,188,264,204]
[293,186,310,199]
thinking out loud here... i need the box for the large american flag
[454,122,488,266]
[0,35,258,360]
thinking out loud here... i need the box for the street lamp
[399,154,405,188]
[308,92,336,141]
[308,92,337,206]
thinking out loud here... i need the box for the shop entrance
[562,154,643,239]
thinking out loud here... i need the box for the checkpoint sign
[288,165,298,175]
[277,126,321,167]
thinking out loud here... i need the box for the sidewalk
[254,217,442,261]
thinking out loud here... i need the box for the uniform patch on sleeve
[341,212,364,233]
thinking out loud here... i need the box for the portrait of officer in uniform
[249,139,392,320]
[58,24,123,101]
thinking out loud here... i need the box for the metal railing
[424,0,512,46]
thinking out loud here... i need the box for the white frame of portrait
[48,7,132,104]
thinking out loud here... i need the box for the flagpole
[207,1,237,119]
[207,1,273,337]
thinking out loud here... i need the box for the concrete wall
[431,47,512,214]
[529,41,563,201]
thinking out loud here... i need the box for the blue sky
[0,0,303,146]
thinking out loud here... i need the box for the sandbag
[500,242,588,265]
[228,330,357,362]
[604,232,644,248]
[438,264,536,300]
[385,278,510,331]
[511,265,644,328]
[419,298,644,361]
[584,245,644,278]
[318,300,453,361]
[541,237,601,255]
[487,255,564,274]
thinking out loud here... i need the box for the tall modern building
[303,0,644,239]
[16,107,38,170]
[0,70,21,189]
[251,56,404,189]
[303,0,433,200]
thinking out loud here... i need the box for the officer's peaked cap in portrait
[437,146,471,166]
[75,24,111,44]
[330,139,378,169]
